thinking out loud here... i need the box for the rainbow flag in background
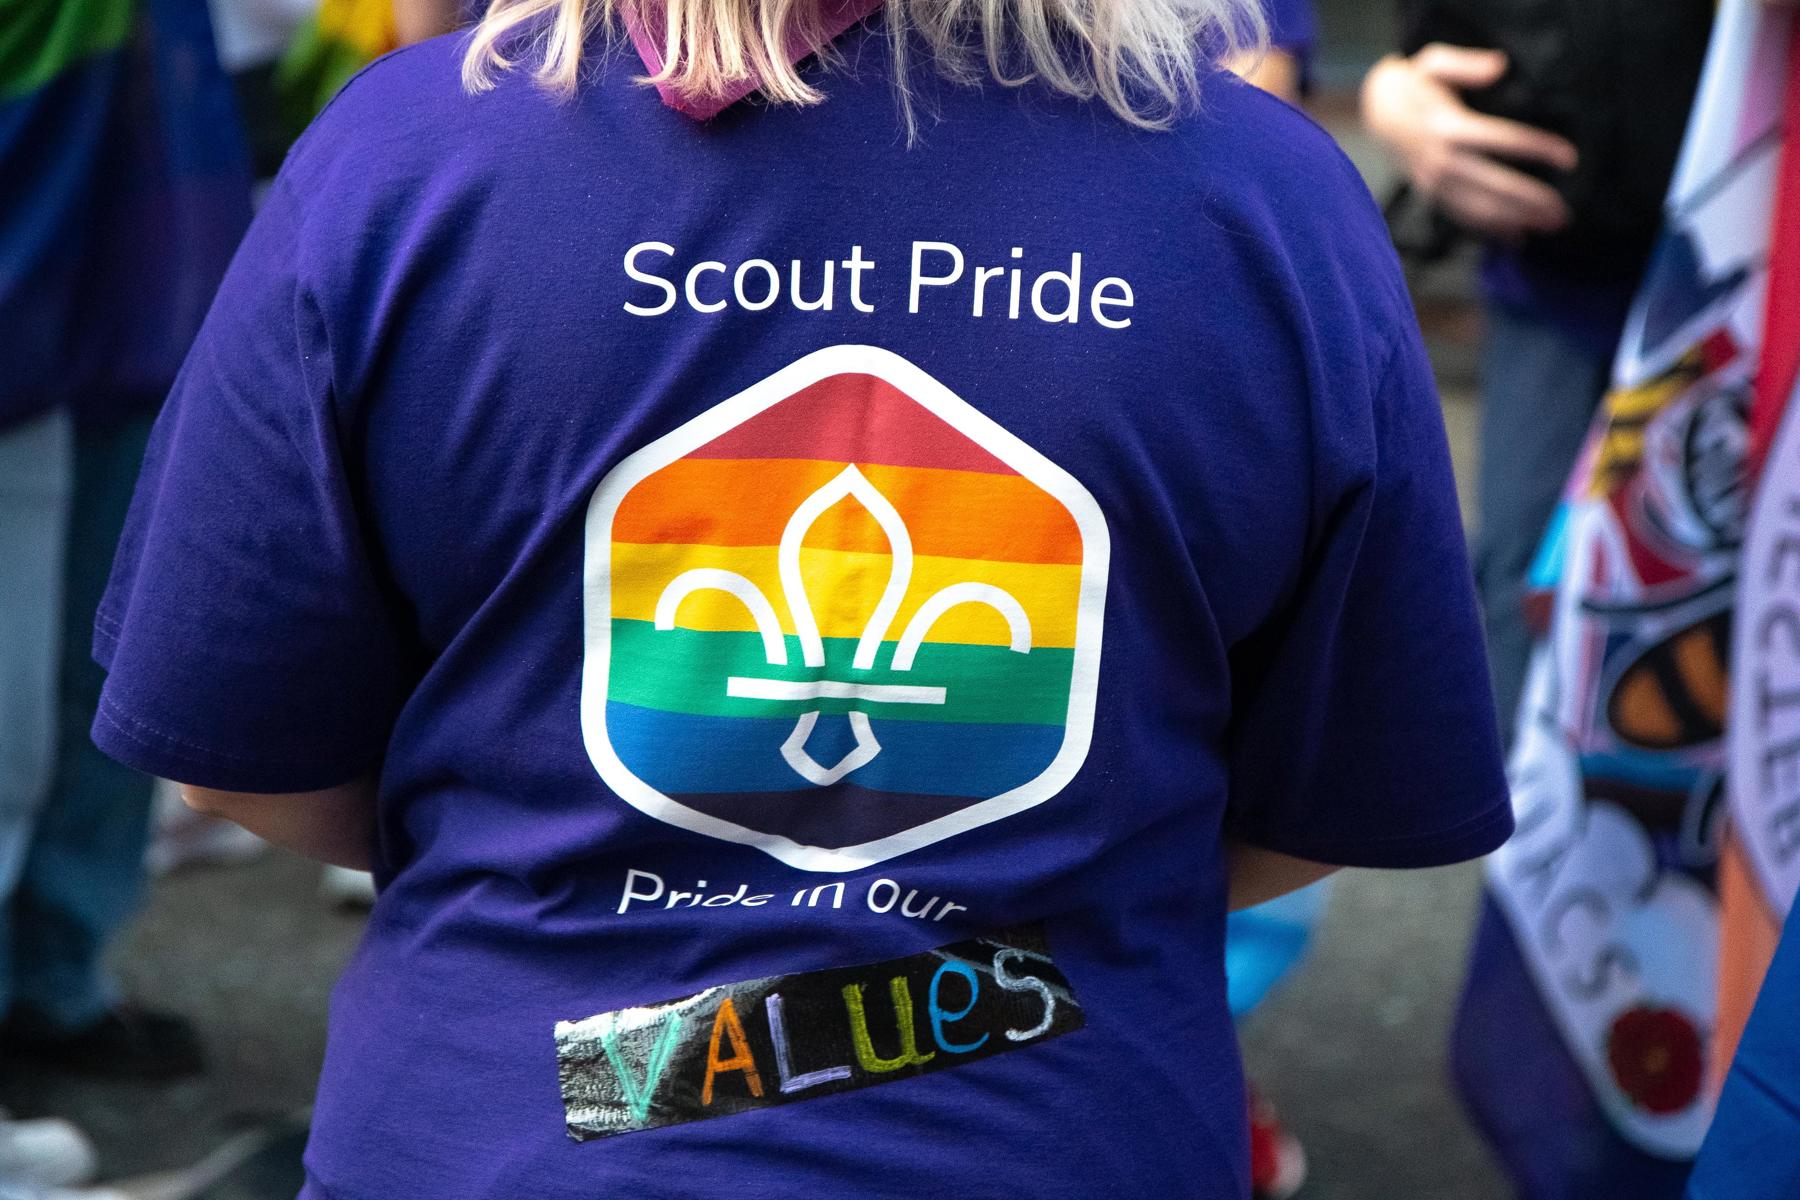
[1,0,135,423]
[0,0,133,104]
[1,0,250,426]
[582,345,1109,874]
[273,0,394,133]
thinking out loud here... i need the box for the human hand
[1360,44,1580,241]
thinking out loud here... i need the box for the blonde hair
[460,0,1266,133]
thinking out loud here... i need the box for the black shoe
[2,1003,206,1080]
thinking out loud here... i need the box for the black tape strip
[554,924,1083,1141]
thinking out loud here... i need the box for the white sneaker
[319,865,377,908]
[0,1113,98,1190]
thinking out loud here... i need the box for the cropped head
[461,0,1268,131]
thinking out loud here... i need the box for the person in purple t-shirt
[92,0,1510,1195]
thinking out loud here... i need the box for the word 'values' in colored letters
[552,926,1082,1140]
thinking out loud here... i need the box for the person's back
[92,9,1512,1198]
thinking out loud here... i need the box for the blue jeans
[0,411,156,1030]
[1474,304,1612,747]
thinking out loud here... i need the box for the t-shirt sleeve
[1221,324,1513,868]
[91,175,410,793]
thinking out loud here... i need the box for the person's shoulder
[1177,71,1370,211]
[307,32,478,140]
[278,30,579,193]
[1169,72,1410,319]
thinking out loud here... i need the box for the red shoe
[1249,1087,1307,1200]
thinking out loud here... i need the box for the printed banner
[1729,385,1800,928]
[1457,0,1793,1189]
[554,927,1082,1140]
[1728,20,1800,925]
[1711,22,1800,1095]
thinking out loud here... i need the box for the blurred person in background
[83,0,1518,1194]
[0,0,250,1115]
[1371,4,1799,1199]
[1360,0,1713,747]
[1226,0,1312,105]
[206,0,317,178]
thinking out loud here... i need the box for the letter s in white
[623,241,677,316]
[993,947,1057,1042]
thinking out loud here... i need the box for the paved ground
[2,853,353,1196]
[1241,862,1509,1200]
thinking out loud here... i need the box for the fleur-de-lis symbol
[654,465,1033,786]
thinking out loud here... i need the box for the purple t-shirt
[94,26,1509,1200]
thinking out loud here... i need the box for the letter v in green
[599,1011,685,1125]
[842,977,936,1072]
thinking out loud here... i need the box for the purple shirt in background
[1265,0,1317,66]
[93,26,1508,1200]
[1481,248,1639,363]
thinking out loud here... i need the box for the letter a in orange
[701,996,766,1106]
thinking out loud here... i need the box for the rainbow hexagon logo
[581,345,1110,871]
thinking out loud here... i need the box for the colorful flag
[1726,23,1800,939]
[1,0,252,426]
[1453,1,1794,1193]
[1720,391,1800,956]
[272,0,394,136]
[1715,20,1800,1081]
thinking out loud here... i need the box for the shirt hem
[91,692,378,794]
[92,610,121,670]
[1231,795,1515,869]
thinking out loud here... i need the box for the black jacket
[1402,0,1713,286]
